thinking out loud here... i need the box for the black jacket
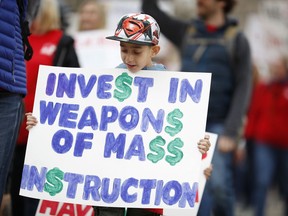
[53,34,80,67]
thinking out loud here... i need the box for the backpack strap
[17,0,33,61]
[183,24,239,64]
[223,25,239,67]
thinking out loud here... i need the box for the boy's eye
[133,51,142,55]
[120,48,142,55]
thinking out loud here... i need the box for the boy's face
[120,42,160,73]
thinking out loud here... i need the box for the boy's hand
[26,112,38,130]
[204,164,213,180]
[198,134,211,154]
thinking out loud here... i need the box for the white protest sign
[164,132,217,215]
[21,65,211,210]
[74,30,120,69]
[245,1,288,78]
[35,133,217,216]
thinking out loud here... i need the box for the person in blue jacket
[0,0,39,203]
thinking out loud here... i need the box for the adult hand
[234,139,246,164]
[217,135,237,153]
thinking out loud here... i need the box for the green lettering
[113,72,132,102]
[147,136,165,163]
[44,167,64,196]
[165,109,183,137]
[166,138,184,166]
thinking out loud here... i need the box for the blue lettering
[101,178,121,203]
[134,77,154,102]
[154,180,164,205]
[104,133,126,159]
[64,173,84,198]
[162,181,182,205]
[180,79,203,103]
[23,165,47,192]
[178,182,198,208]
[40,101,61,125]
[141,108,164,133]
[97,75,113,99]
[100,106,118,131]
[119,106,139,131]
[121,178,138,203]
[139,179,156,204]
[46,73,56,96]
[83,175,101,201]
[78,74,97,98]
[168,78,179,103]
[56,73,77,98]
[59,103,79,128]
[52,130,73,154]
[78,106,98,130]
[124,135,145,161]
[74,132,93,157]
[20,165,30,189]
[20,167,200,208]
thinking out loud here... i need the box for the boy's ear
[151,45,160,57]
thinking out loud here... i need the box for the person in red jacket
[11,0,80,215]
[245,56,288,216]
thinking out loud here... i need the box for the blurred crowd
[0,0,287,216]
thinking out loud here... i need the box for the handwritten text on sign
[20,66,211,209]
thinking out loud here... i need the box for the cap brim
[106,36,154,46]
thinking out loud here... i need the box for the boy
[104,13,210,216]
[26,13,211,216]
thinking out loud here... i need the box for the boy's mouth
[126,63,136,69]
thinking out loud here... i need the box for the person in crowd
[141,0,253,215]
[245,56,288,216]
[74,0,112,68]
[10,0,80,215]
[234,64,260,209]
[78,0,106,31]
[26,12,212,216]
[58,0,72,31]
[0,0,39,204]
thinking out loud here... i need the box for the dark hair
[220,0,237,14]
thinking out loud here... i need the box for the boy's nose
[126,53,134,62]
